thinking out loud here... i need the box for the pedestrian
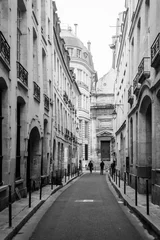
[88,161,93,173]
[111,160,116,177]
[100,160,105,175]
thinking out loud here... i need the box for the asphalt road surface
[14,173,155,240]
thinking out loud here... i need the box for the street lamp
[112,104,124,119]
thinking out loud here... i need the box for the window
[67,48,73,57]
[78,95,82,108]
[77,49,81,58]
[17,8,21,61]
[54,51,56,71]
[79,120,82,138]
[77,69,82,81]
[85,121,88,139]
[57,59,59,85]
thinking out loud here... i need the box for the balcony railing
[138,57,150,84]
[63,91,68,104]
[151,33,160,69]
[128,85,134,105]
[17,61,28,87]
[44,94,49,111]
[133,73,140,96]
[0,31,10,66]
[33,82,40,102]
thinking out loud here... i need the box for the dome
[60,28,94,69]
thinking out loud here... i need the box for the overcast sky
[55,0,125,79]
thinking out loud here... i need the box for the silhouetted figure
[88,161,93,173]
[100,160,105,175]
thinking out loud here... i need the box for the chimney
[74,23,78,36]
[87,41,91,51]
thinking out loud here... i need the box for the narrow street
[14,173,155,240]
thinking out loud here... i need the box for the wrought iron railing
[17,61,28,87]
[151,33,160,68]
[33,82,40,102]
[44,94,49,111]
[133,73,140,95]
[0,31,10,65]
[128,85,134,105]
[138,57,150,83]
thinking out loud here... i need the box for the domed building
[61,26,97,170]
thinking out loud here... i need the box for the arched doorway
[27,127,41,190]
[139,95,152,192]
[120,133,125,177]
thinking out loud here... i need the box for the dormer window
[84,52,88,59]
[77,49,81,58]
[67,48,73,57]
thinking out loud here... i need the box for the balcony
[138,57,150,84]
[133,73,140,96]
[44,94,49,111]
[128,85,134,105]
[63,91,68,104]
[65,128,69,139]
[151,33,160,69]
[0,31,10,69]
[17,61,28,87]
[33,82,40,102]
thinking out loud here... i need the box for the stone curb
[108,174,160,238]
[4,173,83,240]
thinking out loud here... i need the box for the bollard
[116,170,117,185]
[40,177,42,200]
[119,170,120,188]
[51,171,53,190]
[56,170,58,186]
[29,178,31,208]
[65,169,66,183]
[8,185,12,228]
[146,179,149,215]
[135,176,137,206]
[124,172,126,194]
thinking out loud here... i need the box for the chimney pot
[87,41,91,51]
[74,23,78,36]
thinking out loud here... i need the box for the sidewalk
[0,173,83,240]
[108,172,160,238]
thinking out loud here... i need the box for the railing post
[135,176,138,206]
[8,185,12,228]
[56,170,58,186]
[51,171,53,190]
[119,170,120,188]
[40,177,42,200]
[124,172,126,194]
[29,178,31,208]
[65,169,66,183]
[116,170,117,185]
[146,179,149,215]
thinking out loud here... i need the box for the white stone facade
[113,0,160,205]
[0,0,80,210]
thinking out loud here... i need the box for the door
[101,141,110,161]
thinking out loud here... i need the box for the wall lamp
[112,103,124,118]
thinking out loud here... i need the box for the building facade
[113,0,160,205]
[60,27,97,169]
[90,69,115,170]
[0,0,80,210]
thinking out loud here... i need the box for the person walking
[100,160,105,175]
[88,161,93,173]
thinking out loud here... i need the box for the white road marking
[75,199,102,202]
